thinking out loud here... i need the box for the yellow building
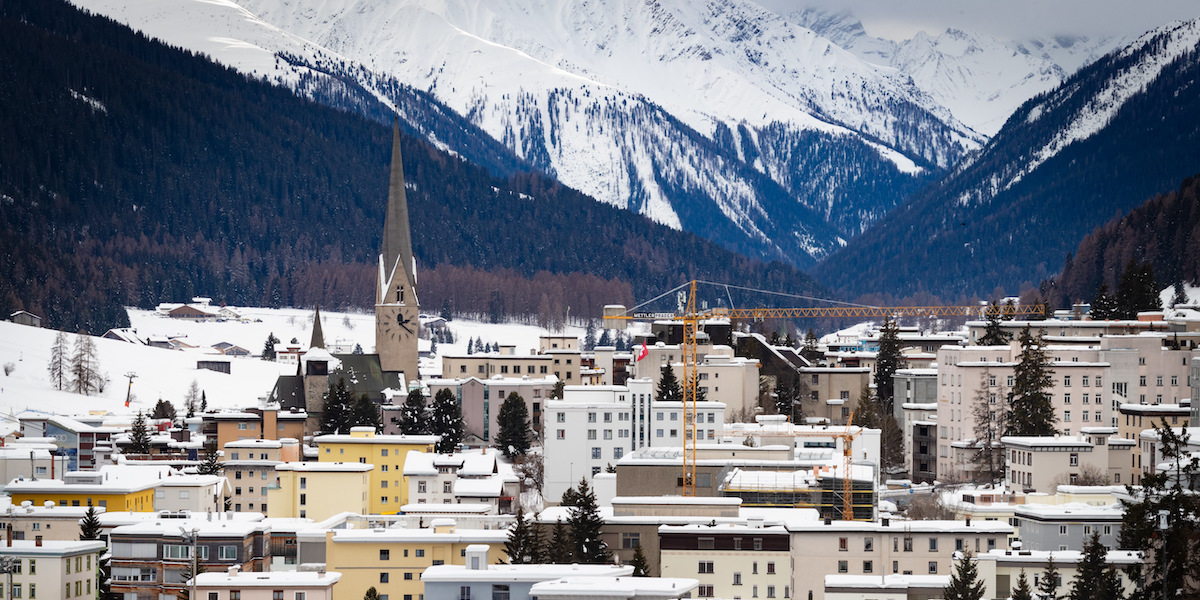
[267,462,372,521]
[315,428,438,514]
[324,519,508,600]
[6,466,156,511]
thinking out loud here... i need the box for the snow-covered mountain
[790,8,1125,135]
[814,17,1200,299]
[78,0,990,266]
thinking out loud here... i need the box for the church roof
[310,305,325,350]
[330,353,405,399]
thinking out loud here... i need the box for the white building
[193,565,340,600]
[543,380,726,502]
[403,450,520,513]
[0,539,107,600]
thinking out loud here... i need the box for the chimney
[6,529,11,547]
[965,516,972,526]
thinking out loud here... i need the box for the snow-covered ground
[0,306,592,424]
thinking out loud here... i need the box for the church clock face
[383,308,415,340]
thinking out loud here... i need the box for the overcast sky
[757,0,1199,41]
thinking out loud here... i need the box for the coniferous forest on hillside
[1045,174,1200,307]
[0,0,826,333]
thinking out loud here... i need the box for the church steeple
[310,305,325,350]
[381,119,417,303]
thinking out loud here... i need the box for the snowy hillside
[76,0,984,265]
[0,308,586,419]
[792,8,1124,135]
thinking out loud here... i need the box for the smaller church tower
[376,121,420,381]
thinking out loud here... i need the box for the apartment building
[1118,402,1190,441]
[0,539,106,600]
[424,545,634,600]
[224,438,298,513]
[787,517,1013,600]
[402,451,519,514]
[18,412,119,470]
[210,406,308,449]
[659,522,791,600]
[799,367,873,425]
[6,465,158,511]
[0,500,101,541]
[267,462,371,521]
[630,343,759,420]
[314,428,438,513]
[1002,428,1134,492]
[423,376,556,443]
[1012,502,1124,551]
[195,566,341,600]
[973,548,1141,599]
[0,444,68,493]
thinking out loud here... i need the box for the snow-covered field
[0,306,590,425]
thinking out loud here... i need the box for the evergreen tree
[364,587,381,600]
[393,389,428,435]
[80,503,102,540]
[971,369,1007,484]
[495,392,532,460]
[1118,424,1200,600]
[474,338,485,353]
[430,388,464,453]
[1116,260,1162,319]
[943,550,985,600]
[1170,277,1188,307]
[567,478,610,563]
[48,330,69,390]
[801,329,821,362]
[1003,298,1018,321]
[773,377,796,421]
[851,386,882,428]
[874,318,905,414]
[980,301,1011,345]
[151,398,177,421]
[350,393,381,432]
[584,320,597,351]
[1038,555,1061,600]
[430,336,438,355]
[1010,569,1033,600]
[655,365,683,403]
[440,298,453,321]
[597,329,612,348]
[70,331,102,395]
[129,412,151,454]
[549,518,573,563]
[528,514,547,564]
[467,337,475,355]
[1068,532,1118,600]
[629,543,650,576]
[1090,282,1119,320]
[505,507,537,564]
[1005,326,1057,436]
[199,391,207,413]
[687,373,707,403]
[550,381,565,400]
[261,332,279,360]
[196,440,222,475]
[353,343,364,355]
[320,378,355,435]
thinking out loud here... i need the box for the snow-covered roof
[825,574,949,590]
[331,527,508,544]
[1013,502,1125,521]
[423,563,633,583]
[529,576,699,598]
[275,462,372,473]
[403,450,437,476]
[453,476,504,498]
[1000,435,1094,449]
[195,570,341,588]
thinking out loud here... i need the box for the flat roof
[275,462,372,472]
[423,563,633,583]
[195,570,341,587]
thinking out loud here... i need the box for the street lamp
[179,527,200,600]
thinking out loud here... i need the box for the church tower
[376,121,420,381]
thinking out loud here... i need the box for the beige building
[224,438,296,513]
[424,376,557,443]
[659,522,790,600]
[974,548,1141,599]
[267,462,372,521]
[787,517,1013,600]
[0,501,101,541]
[797,367,872,424]
[195,566,341,600]
[631,343,760,420]
[314,428,439,513]
[0,539,106,600]
[1002,428,1134,492]
[210,407,307,451]
[1117,402,1189,441]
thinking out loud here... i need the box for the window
[1063,376,1071,386]
[904,537,913,552]
[698,538,715,550]
[220,545,238,560]
[405,573,414,580]
[588,413,597,423]
[698,561,714,574]
[1064,411,1071,422]
[754,538,763,551]
[614,447,624,459]
[929,538,938,551]
[863,561,873,573]
[460,587,471,600]
[444,482,452,493]
[300,493,306,505]
[416,549,425,557]
[767,562,776,574]
[838,537,848,551]
[1070,453,1079,466]
[588,430,597,440]
[929,562,938,574]
[837,561,848,573]
[734,573,742,586]
[1064,394,1071,404]
[418,481,427,493]
[492,585,510,600]
[698,586,715,598]
[380,573,390,583]
[556,430,565,440]
[273,593,284,600]
[557,413,565,423]
[27,561,33,576]
[604,430,613,440]
[592,447,601,459]
[381,550,390,560]
[622,533,641,549]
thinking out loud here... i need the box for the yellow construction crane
[603,280,1044,498]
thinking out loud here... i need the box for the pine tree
[197,440,222,475]
[1003,298,1018,321]
[979,301,1011,345]
[393,389,428,435]
[629,543,650,576]
[1170,276,1188,308]
[350,393,381,432]
[801,329,821,362]
[430,388,464,453]
[528,514,547,564]
[584,320,597,351]
[943,550,985,600]
[430,337,438,355]
[1090,282,1119,320]
[655,365,683,403]
[1005,326,1057,436]
[474,338,484,353]
[549,518,573,563]
[851,386,882,428]
[773,377,796,421]
[597,329,612,348]
[467,337,475,355]
[1067,532,1111,600]
[1010,569,1033,600]
[48,330,69,390]
[320,378,354,435]
[80,503,102,540]
[129,412,151,454]
[1116,260,1162,319]
[874,318,905,415]
[151,398,177,421]
[495,392,532,460]
[550,381,565,400]
[199,391,207,413]
[1038,554,1061,600]
[505,507,536,564]
[261,332,279,360]
[567,478,610,563]
[364,587,381,600]
[971,369,1007,484]
[70,331,101,395]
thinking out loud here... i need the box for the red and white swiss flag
[636,341,648,362]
